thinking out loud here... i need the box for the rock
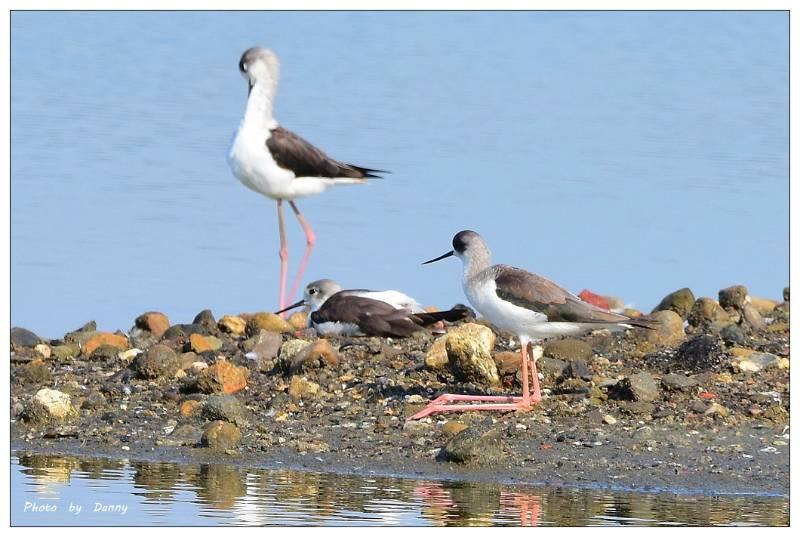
[200,421,241,451]
[243,331,282,371]
[89,344,121,361]
[287,311,308,331]
[635,310,684,347]
[424,336,449,369]
[133,344,179,379]
[652,288,695,319]
[10,327,42,348]
[195,360,249,395]
[439,427,504,464]
[633,426,654,440]
[288,376,321,401]
[189,333,219,353]
[34,344,51,359]
[493,351,520,375]
[20,358,51,384]
[247,312,294,335]
[602,414,617,425]
[192,309,217,329]
[565,359,593,381]
[732,352,780,373]
[119,348,142,364]
[687,298,730,328]
[767,322,789,333]
[289,339,339,373]
[82,333,129,357]
[180,399,203,417]
[446,324,499,386]
[162,323,206,340]
[674,335,725,372]
[720,323,746,346]
[613,372,659,402]
[441,421,468,437]
[135,312,171,338]
[51,344,78,360]
[718,285,748,310]
[750,297,778,317]
[218,315,247,336]
[661,373,698,391]
[539,356,569,380]
[23,389,78,425]
[128,327,159,351]
[783,287,790,302]
[741,304,766,331]
[277,339,312,370]
[81,390,107,410]
[544,339,592,361]
[578,289,609,310]
[202,395,250,427]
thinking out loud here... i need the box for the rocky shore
[10,285,790,496]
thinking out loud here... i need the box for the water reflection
[12,453,789,526]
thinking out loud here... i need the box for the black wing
[266,126,385,179]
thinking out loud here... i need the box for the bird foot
[407,393,538,421]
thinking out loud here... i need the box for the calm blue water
[11,11,788,338]
[10,454,789,526]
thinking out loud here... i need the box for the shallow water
[10,453,789,526]
[10,11,788,338]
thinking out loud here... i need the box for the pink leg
[286,200,317,305]
[407,343,540,421]
[528,343,542,404]
[276,200,289,313]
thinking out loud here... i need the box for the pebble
[133,344,179,379]
[687,298,730,328]
[652,288,695,319]
[720,323,746,346]
[21,359,51,384]
[180,400,203,417]
[34,344,51,359]
[565,359,593,381]
[288,376,321,401]
[218,315,247,336]
[441,421,468,437]
[247,312,294,335]
[192,309,217,329]
[23,388,78,425]
[733,352,780,373]
[51,344,79,360]
[195,360,249,395]
[614,372,659,402]
[602,414,617,425]
[661,373,698,391]
[635,310,685,348]
[82,332,129,357]
[189,333,216,353]
[718,285,748,310]
[135,311,171,338]
[278,339,312,367]
[289,340,339,373]
[544,339,593,361]
[202,394,251,427]
[201,421,242,451]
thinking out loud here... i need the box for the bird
[276,279,469,338]
[228,47,385,313]
[409,230,657,420]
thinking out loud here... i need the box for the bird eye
[309,289,317,295]
[238,59,247,72]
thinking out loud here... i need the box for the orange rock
[196,360,248,394]
[135,312,171,337]
[493,351,521,375]
[219,315,247,336]
[180,400,202,417]
[287,311,308,331]
[189,333,213,353]
[83,333,129,356]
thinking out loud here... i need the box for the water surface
[10,453,790,526]
[11,11,788,338]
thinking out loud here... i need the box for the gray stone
[202,394,250,427]
[720,324,746,346]
[565,359,593,381]
[661,373,698,391]
[539,356,568,379]
[439,427,504,464]
[783,287,789,302]
[11,327,41,349]
[193,309,217,329]
[162,323,207,340]
[133,344,179,379]
[628,372,659,402]
[719,285,748,310]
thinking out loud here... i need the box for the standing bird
[228,47,384,312]
[410,230,656,420]
[276,279,469,337]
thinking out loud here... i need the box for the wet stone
[720,323,746,346]
[200,420,241,451]
[11,327,42,349]
[439,427,504,464]
[133,344,179,379]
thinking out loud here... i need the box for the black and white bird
[276,279,469,338]
[410,230,656,420]
[228,47,384,313]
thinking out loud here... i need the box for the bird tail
[346,165,389,179]
[623,316,660,330]
[413,306,470,326]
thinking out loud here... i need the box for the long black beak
[422,250,454,265]
[275,299,305,315]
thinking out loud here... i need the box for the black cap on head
[452,230,479,254]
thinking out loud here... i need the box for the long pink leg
[276,200,289,312]
[286,200,317,305]
[528,343,542,403]
[407,343,539,421]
